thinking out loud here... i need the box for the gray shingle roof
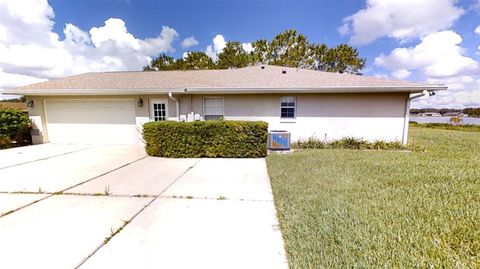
[3,65,446,95]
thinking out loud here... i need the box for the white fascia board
[183,85,448,94]
[1,88,186,96]
[2,85,447,96]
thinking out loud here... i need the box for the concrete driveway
[0,144,288,269]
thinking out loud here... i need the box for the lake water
[410,116,480,125]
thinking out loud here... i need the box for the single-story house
[2,65,446,145]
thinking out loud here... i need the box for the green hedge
[0,108,31,149]
[143,120,268,158]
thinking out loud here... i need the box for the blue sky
[48,1,360,51]
[48,0,383,65]
[0,0,479,107]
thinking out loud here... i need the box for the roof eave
[183,86,447,94]
[1,85,447,96]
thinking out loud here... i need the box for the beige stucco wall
[26,92,409,144]
[177,92,409,142]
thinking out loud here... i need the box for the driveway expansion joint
[160,195,274,203]
[0,192,274,203]
[0,146,94,170]
[0,155,148,219]
[74,158,202,269]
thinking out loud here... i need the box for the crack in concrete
[0,191,273,203]
[74,158,203,269]
[0,155,148,219]
[0,146,95,170]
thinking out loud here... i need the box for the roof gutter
[168,92,180,121]
[401,90,432,145]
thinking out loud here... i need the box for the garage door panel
[46,99,135,124]
[45,99,138,144]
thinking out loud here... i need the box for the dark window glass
[280,97,295,118]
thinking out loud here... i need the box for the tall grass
[291,137,407,150]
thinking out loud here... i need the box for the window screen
[281,96,296,118]
[204,97,224,120]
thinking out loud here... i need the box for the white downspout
[402,90,428,145]
[168,92,180,121]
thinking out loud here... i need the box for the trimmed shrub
[0,108,31,147]
[143,120,268,158]
[291,137,407,150]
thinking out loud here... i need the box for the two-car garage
[44,99,139,145]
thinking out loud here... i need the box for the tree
[143,54,175,71]
[268,29,311,68]
[143,29,366,74]
[320,44,365,74]
[217,42,251,69]
[250,39,270,65]
[176,51,215,70]
[463,108,480,117]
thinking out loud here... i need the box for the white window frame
[150,98,169,121]
[280,96,296,119]
[203,97,224,120]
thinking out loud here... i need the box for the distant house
[442,112,464,117]
[0,102,27,112]
[417,112,442,117]
[2,65,446,145]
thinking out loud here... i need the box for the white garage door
[45,99,138,144]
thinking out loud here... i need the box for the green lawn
[266,127,480,268]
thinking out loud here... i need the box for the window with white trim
[203,97,224,120]
[280,96,296,118]
[152,103,167,121]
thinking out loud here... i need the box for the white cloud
[427,76,475,91]
[375,31,480,108]
[90,18,140,49]
[242,42,254,53]
[0,68,46,89]
[375,31,479,78]
[340,0,464,44]
[474,0,480,11]
[0,0,179,91]
[476,25,480,52]
[412,89,480,108]
[0,0,54,46]
[205,34,226,60]
[391,69,411,79]
[373,73,389,79]
[181,36,198,48]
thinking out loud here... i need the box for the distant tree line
[411,108,480,117]
[1,96,26,102]
[143,29,366,75]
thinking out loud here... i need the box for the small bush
[143,120,268,158]
[0,135,11,149]
[292,137,326,149]
[0,108,31,147]
[292,137,406,150]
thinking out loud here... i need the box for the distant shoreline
[410,116,480,125]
